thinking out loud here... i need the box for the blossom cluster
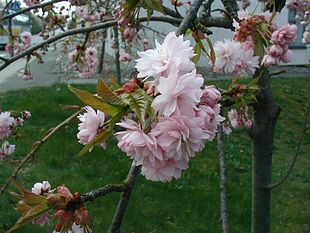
[12,180,91,233]
[0,110,31,159]
[114,32,223,181]
[262,24,297,67]
[223,107,252,135]
[287,0,310,44]
[75,6,104,21]
[68,47,98,78]
[5,31,32,56]
[212,10,264,76]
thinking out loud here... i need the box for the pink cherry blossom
[212,39,242,74]
[152,69,204,116]
[77,106,105,145]
[228,109,242,129]
[261,54,278,67]
[200,85,221,108]
[235,47,259,76]
[115,118,163,164]
[123,27,137,42]
[31,181,51,195]
[33,212,50,226]
[269,45,284,57]
[280,49,293,63]
[141,157,188,182]
[21,31,32,46]
[0,141,15,159]
[119,53,132,62]
[271,24,297,46]
[135,32,195,79]
[0,111,14,139]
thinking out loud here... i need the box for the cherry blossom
[0,141,15,160]
[77,106,105,145]
[0,111,14,139]
[135,32,195,79]
[31,181,52,195]
[152,69,204,116]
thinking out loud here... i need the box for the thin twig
[267,101,310,189]
[0,109,83,196]
[1,0,67,21]
[0,16,182,72]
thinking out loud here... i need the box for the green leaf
[193,43,201,64]
[254,37,265,58]
[69,85,124,117]
[122,0,140,16]
[121,89,153,127]
[96,79,126,106]
[0,25,9,36]
[206,37,216,66]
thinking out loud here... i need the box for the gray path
[0,49,309,93]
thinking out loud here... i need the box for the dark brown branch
[1,0,67,21]
[162,5,182,19]
[176,0,204,36]
[267,101,310,189]
[220,0,239,19]
[0,109,83,196]
[81,183,129,202]
[0,56,9,62]
[199,16,233,29]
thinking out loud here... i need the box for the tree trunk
[250,69,280,233]
[97,29,107,74]
[217,123,229,233]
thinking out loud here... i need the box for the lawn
[0,77,309,233]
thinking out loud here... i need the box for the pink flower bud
[269,45,284,57]
[281,49,293,63]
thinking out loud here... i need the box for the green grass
[0,77,309,233]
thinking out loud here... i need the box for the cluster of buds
[223,107,253,135]
[287,0,310,44]
[0,110,31,159]
[9,181,91,233]
[75,6,105,21]
[5,31,32,56]
[68,46,98,78]
[262,24,297,67]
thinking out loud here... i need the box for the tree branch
[1,0,67,21]
[108,163,140,233]
[176,0,204,36]
[162,5,182,19]
[81,183,129,202]
[0,16,182,72]
[267,101,310,189]
[220,0,239,19]
[0,109,83,196]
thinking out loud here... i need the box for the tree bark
[250,69,280,233]
[217,123,229,233]
[108,163,140,233]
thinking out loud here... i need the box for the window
[288,9,306,49]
